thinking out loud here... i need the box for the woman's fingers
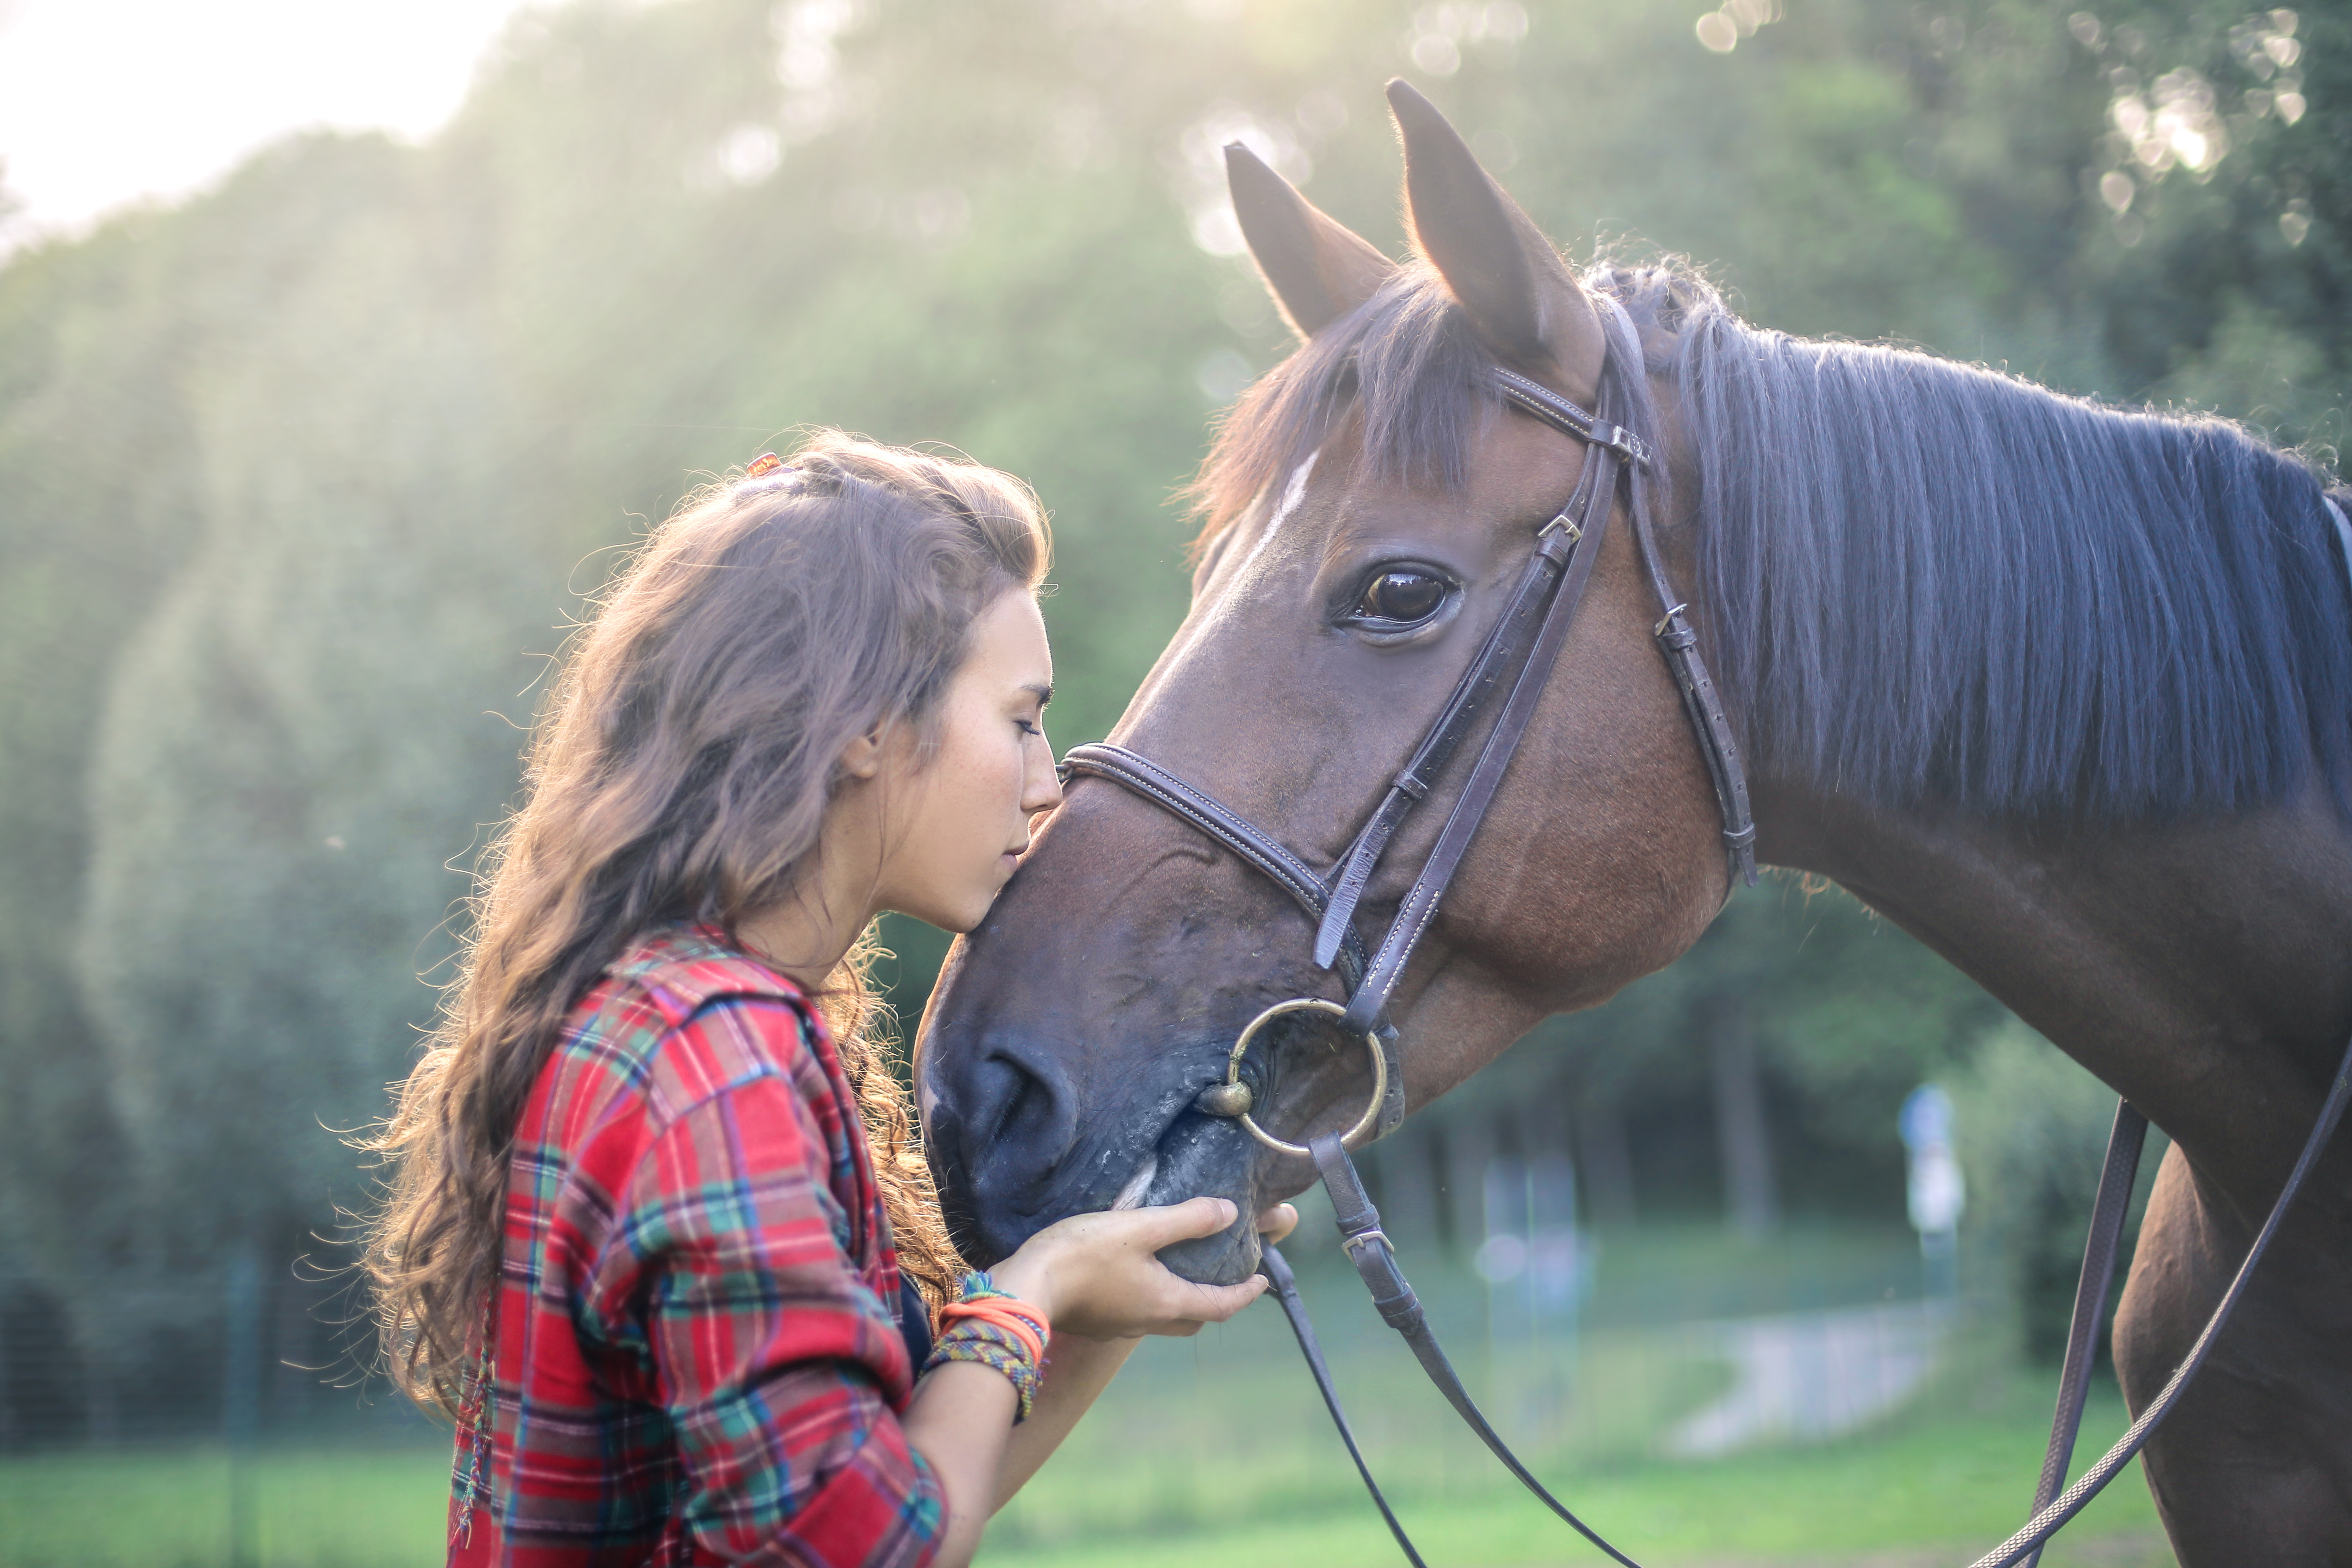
[1255,1203,1299,1244]
[1180,1274,1268,1321]
[1009,1196,1284,1338]
[1139,1273,1266,1336]
[1118,1194,1239,1248]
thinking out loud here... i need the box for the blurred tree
[1445,879,2003,1230]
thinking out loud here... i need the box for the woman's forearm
[897,1335,1135,1563]
[900,1362,1018,1568]
[993,1332,1138,1510]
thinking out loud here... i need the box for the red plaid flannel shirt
[449,924,945,1568]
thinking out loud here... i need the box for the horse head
[918,83,1731,1283]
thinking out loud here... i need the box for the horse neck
[1751,774,2352,1224]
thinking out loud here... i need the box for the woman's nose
[1023,737,1065,815]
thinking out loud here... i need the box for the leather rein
[1054,303,2352,1567]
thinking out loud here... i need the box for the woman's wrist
[927,1270,1055,1423]
[982,1247,1057,1321]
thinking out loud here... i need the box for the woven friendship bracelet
[923,1271,1052,1422]
[925,1319,1044,1421]
[949,1270,1017,1305]
[938,1295,1049,1363]
[943,1272,1051,1341]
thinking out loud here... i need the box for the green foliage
[1462,879,2002,1221]
[0,0,2340,1395]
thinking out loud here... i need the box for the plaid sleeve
[586,1002,946,1568]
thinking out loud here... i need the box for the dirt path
[1667,1301,1956,1458]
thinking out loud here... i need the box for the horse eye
[1355,570,1448,626]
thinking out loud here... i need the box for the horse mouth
[1110,1152,1158,1210]
[928,1033,1272,1285]
[1120,1105,1266,1284]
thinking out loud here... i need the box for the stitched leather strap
[1595,297,1757,892]
[1313,450,1607,971]
[1337,466,1617,1036]
[1059,744,1336,925]
[1056,744,1405,1136]
[1294,1026,2345,1568]
[1964,1029,2352,1568]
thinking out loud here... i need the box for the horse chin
[1156,1221,1263,1285]
[1136,1110,1269,1285]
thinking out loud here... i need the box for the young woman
[365,435,1292,1567]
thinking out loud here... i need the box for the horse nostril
[985,1059,1046,1148]
[960,1039,1080,1180]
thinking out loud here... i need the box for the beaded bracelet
[923,1271,1051,1423]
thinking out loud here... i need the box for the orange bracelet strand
[938,1296,1049,1363]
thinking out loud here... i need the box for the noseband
[1062,301,1756,1149]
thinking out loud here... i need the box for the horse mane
[1193,263,2352,823]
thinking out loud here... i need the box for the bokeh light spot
[1410,32,1462,75]
[1195,348,1253,404]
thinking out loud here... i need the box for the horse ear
[1386,79,1603,377]
[1226,142,1396,341]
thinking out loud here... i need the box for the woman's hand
[971,1197,1307,1518]
[988,1196,1271,1339]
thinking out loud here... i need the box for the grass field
[0,1382,2166,1568]
[0,1227,2173,1566]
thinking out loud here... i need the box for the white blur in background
[0,0,534,238]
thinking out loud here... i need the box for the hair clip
[737,452,815,497]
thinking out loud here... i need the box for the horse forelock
[1187,265,1499,557]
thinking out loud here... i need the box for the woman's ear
[838,728,886,781]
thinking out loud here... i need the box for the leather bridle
[1048,305,2352,1568]
[1063,297,1756,1152]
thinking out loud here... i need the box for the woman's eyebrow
[1022,682,1054,706]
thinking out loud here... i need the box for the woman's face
[870,590,1062,932]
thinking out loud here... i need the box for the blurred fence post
[225,1248,261,1568]
[1707,993,1780,1240]
[1901,1085,1965,1301]
[0,1280,13,1453]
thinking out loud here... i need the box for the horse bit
[1056,297,2352,1568]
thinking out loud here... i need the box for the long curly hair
[363,432,1049,1416]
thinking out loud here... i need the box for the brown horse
[915,83,2352,1562]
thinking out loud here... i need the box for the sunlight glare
[0,0,534,235]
